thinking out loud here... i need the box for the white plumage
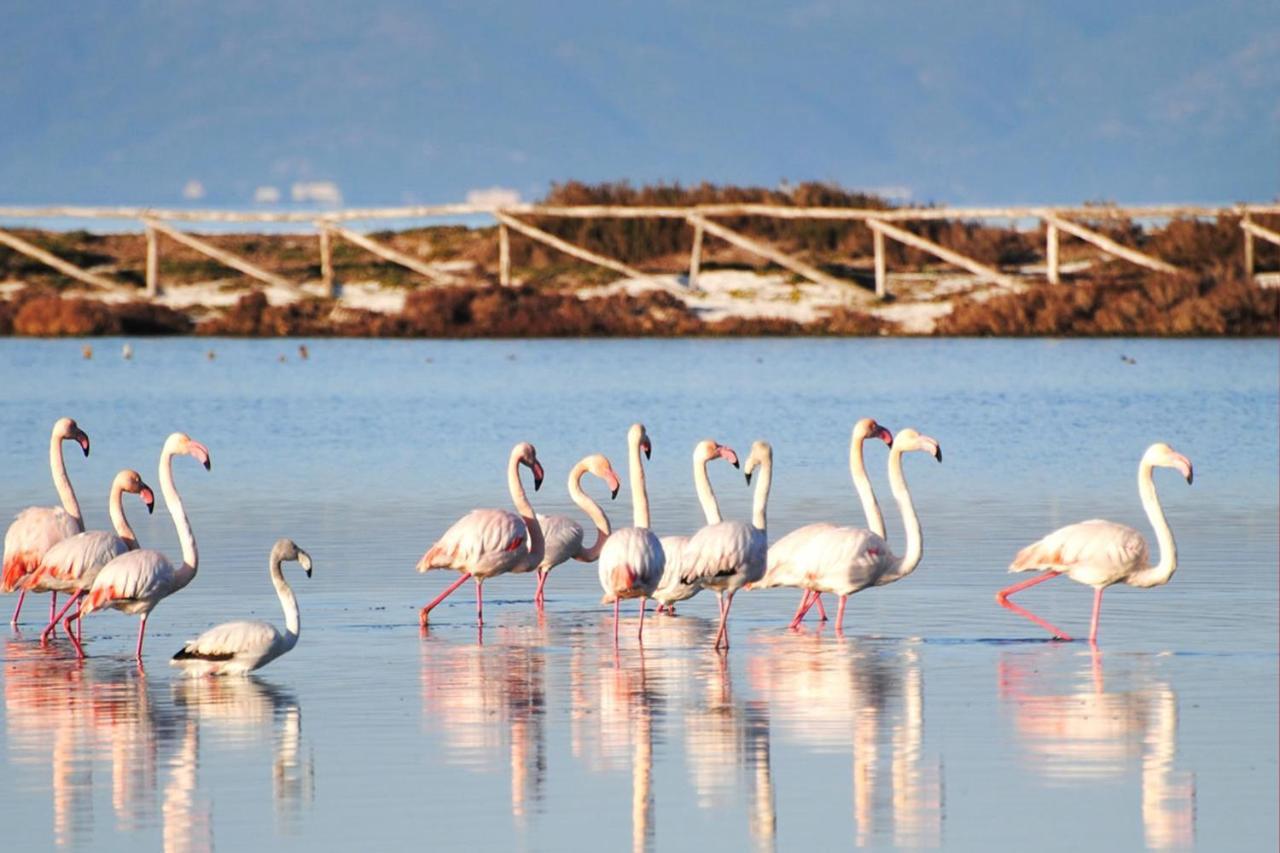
[597,424,663,643]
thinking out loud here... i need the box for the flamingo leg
[475,579,484,626]
[41,591,83,645]
[534,569,549,608]
[637,597,647,642]
[419,572,470,626]
[789,590,813,629]
[66,619,85,659]
[613,598,621,647]
[815,594,828,622]
[995,570,1073,641]
[10,589,27,626]
[49,592,57,626]
[835,595,848,634]
[655,603,665,615]
[713,593,735,650]
[1089,587,1104,645]
[134,613,148,662]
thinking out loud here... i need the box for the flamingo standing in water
[681,440,774,650]
[773,429,941,633]
[170,538,313,676]
[997,442,1193,644]
[24,469,155,644]
[755,417,894,624]
[598,424,665,644]
[526,454,621,608]
[654,439,740,615]
[70,432,211,661]
[418,443,546,627]
[3,417,91,625]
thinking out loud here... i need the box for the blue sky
[1,1,1276,207]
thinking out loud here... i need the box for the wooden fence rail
[0,201,1276,301]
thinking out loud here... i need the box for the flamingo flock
[2,415,1195,671]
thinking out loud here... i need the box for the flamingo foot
[10,589,27,626]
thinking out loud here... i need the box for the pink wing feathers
[3,506,82,591]
[1010,519,1149,587]
[80,549,178,615]
[24,531,130,593]
[417,508,532,579]
[598,527,664,603]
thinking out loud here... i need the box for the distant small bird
[81,345,93,360]
[1120,355,1137,365]
[206,350,216,361]
[122,343,134,360]
[298,344,309,360]
[278,354,287,363]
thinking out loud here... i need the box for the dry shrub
[198,291,348,336]
[112,301,194,335]
[14,296,119,335]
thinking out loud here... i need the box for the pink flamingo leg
[1089,587,1104,645]
[134,613,148,662]
[419,572,470,626]
[637,597,647,641]
[613,598,621,646]
[49,592,57,626]
[815,594,828,622]
[713,593,735,650]
[788,590,814,629]
[10,589,27,626]
[534,569,549,608]
[655,603,665,615]
[995,570,1073,641]
[41,591,83,645]
[475,579,484,626]
[835,595,848,634]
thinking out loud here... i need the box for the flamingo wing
[27,531,130,592]
[654,535,702,604]
[3,506,81,590]
[806,526,893,593]
[82,549,176,613]
[681,521,755,586]
[418,508,530,577]
[1010,519,1149,586]
[598,527,664,602]
[760,522,837,588]
[174,619,281,662]
[535,514,585,571]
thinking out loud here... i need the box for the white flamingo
[418,442,546,627]
[755,417,894,624]
[772,428,942,633]
[170,538,312,676]
[71,432,211,661]
[654,439,740,614]
[996,442,1193,644]
[525,454,620,608]
[24,469,155,644]
[681,440,774,650]
[598,424,665,644]
[3,417,91,625]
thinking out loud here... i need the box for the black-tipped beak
[1185,469,1193,485]
[611,485,620,499]
[299,551,313,577]
[745,471,753,485]
[532,461,544,491]
[140,486,155,514]
[77,432,91,457]
[877,426,894,447]
[934,447,943,463]
[644,445,651,460]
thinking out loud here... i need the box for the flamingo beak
[641,438,651,460]
[298,550,313,577]
[745,470,753,485]
[607,472,621,500]
[188,440,212,471]
[532,461,544,491]
[140,486,155,514]
[1174,453,1193,485]
[76,430,91,457]
[927,438,943,463]
[718,445,740,468]
[876,425,894,446]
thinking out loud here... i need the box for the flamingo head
[515,442,544,491]
[695,439,739,469]
[165,433,212,470]
[115,469,155,514]
[743,440,773,484]
[55,417,91,457]
[628,423,651,460]
[583,453,622,499]
[275,538,313,577]
[854,417,894,447]
[1144,442,1193,485]
[893,428,942,463]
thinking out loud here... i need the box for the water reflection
[2,636,313,849]
[998,648,1195,849]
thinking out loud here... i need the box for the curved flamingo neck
[1129,460,1177,588]
[508,449,545,564]
[270,545,301,644]
[159,446,198,578]
[751,457,772,532]
[107,480,139,550]
[570,461,611,562]
[883,447,923,581]
[693,452,721,525]
[849,433,885,538]
[50,430,82,528]
[629,433,651,529]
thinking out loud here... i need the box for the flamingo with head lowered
[3,417,91,626]
[171,538,313,676]
[997,442,1193,645]
[24,469,154,645]
[654,439,740,615]
[754,417,894,624]
[681,440,774,650]
[768,428,941,634]
[526,454,621,608]
[418,442,546,627]
[70,432,211,661]
[598,424,665,645]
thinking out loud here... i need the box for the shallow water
[1,337,1276,851]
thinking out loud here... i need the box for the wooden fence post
[688,218,704,289]
[1038,212,1182,276]
[146,219,298,290]
[145,224,160,296]
[873,226,887,298]
[0,227,122,291]
[1243,211,1254,278]
[1046,222,1060,284]
[318,225,336,295]
[498,222,511,286]
[866,219,1023,291]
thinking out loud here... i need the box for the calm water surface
[0,338,1276,851]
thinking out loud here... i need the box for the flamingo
[773,428,941,633]
[681,440,774,650]
[24,469,155,645]
[170,538,313,676]
[418,442,546,627]
[3,417,91,625]
[653,439,740,615]
[598,424,665,644]
[527,454,621,608]
[70,432,211,661]
[755,417,894,624]
[996,442,1193,644]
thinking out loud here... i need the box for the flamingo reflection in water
[748,634,943,848]
[998,648,1195,849]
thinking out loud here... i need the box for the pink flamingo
[681,440,774,650]
[755,418,894,624]
[653,439,740,615]
[418,442,546,627]
[598,424,664,645]
[997,442,1193,645]
[527,454,621,607]
[70,432,211,661]
[773,428,941,633]
[3,417,91,626]
[24,469,154,645]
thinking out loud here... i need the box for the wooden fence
[0,202,1277,301]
